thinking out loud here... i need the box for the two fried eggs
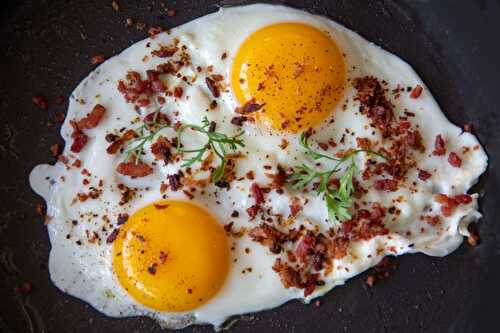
[30,4,487,330]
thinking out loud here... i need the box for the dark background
[0,1,499,332]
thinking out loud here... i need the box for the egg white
[30,4,487,329]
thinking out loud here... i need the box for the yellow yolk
[113,200,230,312]
[231,23,346,133]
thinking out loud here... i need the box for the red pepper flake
[116,161,153,177]
[32,95,48,110]
[418,169,431,181]
[448,152,462,168]
[432,134,446,156]
[148,26,164,38]
[410,84,423,99]
[91,55,106,65]
[151,45,178,58]
[106,228,120,243]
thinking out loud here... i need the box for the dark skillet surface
[0,1,499,332]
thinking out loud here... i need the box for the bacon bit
[230,116,250,126]
[151,136,172,163]
[463,123,473,133]
[235,98,265,114]
[166,8,176,17]
[356,137,372,150]
[221,52,227,60]
[205,77,220,98]
[167,172,182,191]
[410,84,423,99]
[91,55,105,65]
[117,213,129,225]
[418,169,431,181]
[35,203,46,217]
[246,171,255,180]
[111,0,120,11]
[273,259,301,289]
[174,86,183,98]
[32,95,48,110]
[151,45,178,58]
[250,183,265,205]
[374,179,398,192]
[279,139,289,150]
[106,129,137,154]
[366,275,376,287]
[246,205,260,220]
[77,104,106,130]
[467,224,480,246]
[144,111,170,127]
[454,194,473,204]
[289,197,302,217]
[148,26,163,38]
[116,161,153,177]
[70,121,88,153]
[448,152,462,168]
[209,100,218,110]
[433,134,446,156]
[424,215,441,226]
[106,228,120,243]
[49,144,60,157]
[249,224,287,254]
[266,165,287,189]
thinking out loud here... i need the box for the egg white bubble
[30,4,487,329]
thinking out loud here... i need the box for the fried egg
[29,4,487,330]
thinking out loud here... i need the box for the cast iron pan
[1,0,499,332]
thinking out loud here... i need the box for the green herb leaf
[289,133,385,223]
[177,117,245,182]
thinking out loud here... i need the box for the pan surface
[0,1,499,332]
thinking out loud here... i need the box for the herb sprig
[124,110,170,164]
[177,117,245,183]
[290,133,385,223]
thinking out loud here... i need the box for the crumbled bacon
[266,165,287,189]
[418,169,432,181]
[432,134,446,156]
[249,223,288,254]
[106,228,120,243]
[356,137,371,150]
[116,161,153,177]
[230,116,252,126]
[69,121,88,153]
[49,144,60,157]
[289,197,302,217]
[167,172,182,191]
[148,26,163,38]
[250,183,265,205]
[77,104,106,129]
[32,95,48,110]
[150,136,172,163]
[91,55,105,65]
[106,129,137,154]
[448,152,462,168]
[435,193,472,217]
[353,76,394,137]
[273,259,301,289]
[144,111,170,127]
[374,179,398,192]
[151,45,178,58]
[174,86,183,98]
[235,98,265,114]
[205,77,220,98]
[410,84,423,99]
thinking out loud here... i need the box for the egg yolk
[113,200,230,312]
[231,23,346,133]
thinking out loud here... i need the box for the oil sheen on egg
[29,4,487,330]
